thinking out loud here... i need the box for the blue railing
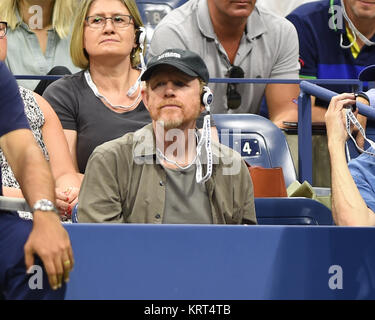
[14,75,63,81]
[16,75,372,184]
[209,78,363,85]
[298,81,375,183]
[16,74,364,86]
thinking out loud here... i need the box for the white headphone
[127,26,147,97]
[137,26,146,46]
[201,86,213,112]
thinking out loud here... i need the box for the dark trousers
[0,212,66,300]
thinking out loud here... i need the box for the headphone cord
[156,115,213,184]
[345,108,375,157]
[84,70,142,110]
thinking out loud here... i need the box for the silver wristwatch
[32,199,59,214]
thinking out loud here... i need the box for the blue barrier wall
[64,224,375,300]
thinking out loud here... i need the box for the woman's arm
[62,128,81,174]
[2,186,24,198]
[34,93,82,215]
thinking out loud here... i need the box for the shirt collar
[245,6,267,41]
[197,1,266,42]
[15,9,26,28]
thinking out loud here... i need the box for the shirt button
[155,214,161,219]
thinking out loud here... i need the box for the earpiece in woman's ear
[137,26,146,45]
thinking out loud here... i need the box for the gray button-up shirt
[149,0,300,114]
[5,12,80,91]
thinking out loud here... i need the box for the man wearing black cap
[77,49,257,225]
[325,64,375,226]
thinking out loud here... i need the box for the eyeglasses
[226,66,244,110]
[85,15,133,29]
[0,21,7,39]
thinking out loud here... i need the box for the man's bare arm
[325,94,375,226]
[266,83,299,128]
[0,128,74,289]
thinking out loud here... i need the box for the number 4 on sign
[243,142,252,155]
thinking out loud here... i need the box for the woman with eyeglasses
[0,0,80,94]
[43,0,151,175]
[0,22,81,221]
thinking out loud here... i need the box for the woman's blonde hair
[70,0,145,70]
[0,0,77,39]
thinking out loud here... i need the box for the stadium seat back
[254,197,334,225]
[213,114,297,187]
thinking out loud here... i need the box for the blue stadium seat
[254,197,334,225]
[212,113,297,187]
[72,203,79,223]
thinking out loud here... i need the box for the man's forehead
[148,65,197,82]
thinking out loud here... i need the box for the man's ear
[141,86,150,112]
[200,104,205,113]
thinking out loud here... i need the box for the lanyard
[156,115,213,184]
[345,108,375,158]
[195,114,213,184]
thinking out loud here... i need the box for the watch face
[33,199,57,213]
[41,203,52,210]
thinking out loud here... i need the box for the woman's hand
[55,187,80,220]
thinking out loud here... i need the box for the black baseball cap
[141,48,209,83]
[359,65,375,81]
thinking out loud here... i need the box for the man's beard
[152,98,200,129]
[159,117,184,130]
[155,107,184,130]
